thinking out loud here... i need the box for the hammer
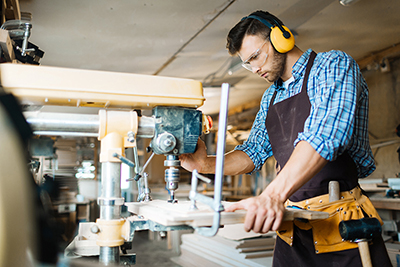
[339,217,381,267]
[329,181,381,267]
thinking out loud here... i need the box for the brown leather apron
[265,51,391,266]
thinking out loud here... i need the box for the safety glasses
[241,39,269,71]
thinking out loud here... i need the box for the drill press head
[150,106,204,203]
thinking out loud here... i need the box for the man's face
[239,34,286,83]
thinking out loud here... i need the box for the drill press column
[98,162,123,265]
[97,110,138,265]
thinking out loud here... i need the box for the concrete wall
[364,56,400,179]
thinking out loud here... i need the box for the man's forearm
[263,141,328,201]
[202,150,255,175]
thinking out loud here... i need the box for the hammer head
[339,217,381,241]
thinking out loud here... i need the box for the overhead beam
[357,42,400,70]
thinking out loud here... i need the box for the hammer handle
[358,241,372,267]
[329,181,340,202]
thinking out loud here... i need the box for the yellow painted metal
[98,110,138,162]
[99,132,125,163]
[0,63,205,109]
[95,218,126,247]
[98,110,138,140]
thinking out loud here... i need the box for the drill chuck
[165,167,179,191]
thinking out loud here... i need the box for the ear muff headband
[243,14,295,53]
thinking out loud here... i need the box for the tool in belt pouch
[277,182,383,254]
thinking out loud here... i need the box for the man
[180,10,392,266]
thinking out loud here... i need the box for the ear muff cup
[270,25,295,53]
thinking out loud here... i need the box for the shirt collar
[292,49,313,81]
[271,49,313,92]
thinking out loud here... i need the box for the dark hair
[226,10,275,56]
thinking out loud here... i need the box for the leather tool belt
[277,186,383,254]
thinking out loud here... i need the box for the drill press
[150,106,205,203]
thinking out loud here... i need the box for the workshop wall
[364,56,400,179]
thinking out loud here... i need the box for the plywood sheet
[125,200,328,227]
[179,234,273,266]
[212,234,275,249]
[217,223,274,241]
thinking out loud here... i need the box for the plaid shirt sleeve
[234,88,275,173]
[295,50,375,177]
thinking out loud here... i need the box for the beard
[264,50,286,83]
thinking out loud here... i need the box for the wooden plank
[175,235,274,267]
[171,247,224,267]
[126,199,328,227]
[370,197,400,211]
[217,223,275,241]
[238,246,275,253]
[182,234,273,265]
[211,235,275,249]
[1,0,6,25]
[8,0,21,20]
[178,246,235,267]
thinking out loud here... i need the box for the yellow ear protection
[243,13,295,53]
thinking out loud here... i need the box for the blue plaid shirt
[235,49,375,178]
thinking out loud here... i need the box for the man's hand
[225,141,328,234]
[225,191,285,233]
[179,139,209,173]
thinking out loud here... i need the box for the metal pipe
[99,246,119,266]
[214,83,229,206]
[100,162,122,221]
[137,116,156,138]
[25,112,100,134]
[193,83,229,237]
[24,112,155,138]
[99,162,122,265]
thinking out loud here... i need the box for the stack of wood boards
[385,242,400,267]
[171,224,275,267]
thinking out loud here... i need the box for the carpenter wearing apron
[266,51,391,266]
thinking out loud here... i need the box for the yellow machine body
[0,63,205,109]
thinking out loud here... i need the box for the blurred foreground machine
[0,63,328,266]
[0,63,212,266]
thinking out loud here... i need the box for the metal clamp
[189,171,212,210]
[188,83,230,237]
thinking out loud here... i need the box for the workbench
[368,191,400,221]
